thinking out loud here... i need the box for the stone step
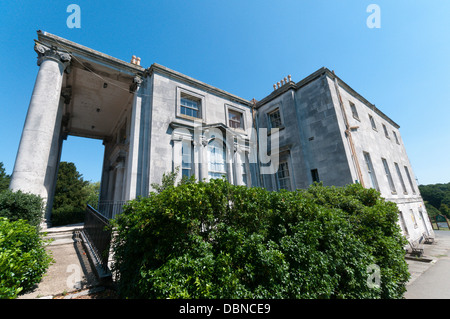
[42,224,84,246]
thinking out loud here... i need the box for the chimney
[136,57,141,66]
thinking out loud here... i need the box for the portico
[10,31,145,225]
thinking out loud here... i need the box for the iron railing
[96,200,127,219]
[83,205,112,271]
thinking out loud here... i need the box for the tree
[53,162,89,210]
[419,182,450,218]
[112,179,409,299]
[51,162,90,226]
[0,162,10,192]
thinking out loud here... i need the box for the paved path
[18,223,100,299]
[405,230,450,299]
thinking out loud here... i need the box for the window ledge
[177,114,203,122]
[267,126,285,135]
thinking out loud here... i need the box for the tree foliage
[0,218,53,299]
[0,190,44,227]
[111,179,409,299]
[51,161,98,226]
[419,183,450,218]
[0,162,10,193]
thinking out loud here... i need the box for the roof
[255,67,400,129]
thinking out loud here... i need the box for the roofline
[146,63,252,107]
[256,67,400,129]
[36,30,145,76]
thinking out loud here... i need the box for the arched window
[207,138,226,180]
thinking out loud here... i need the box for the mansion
[9,31,434,244]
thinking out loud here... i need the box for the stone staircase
[44,225,82,246]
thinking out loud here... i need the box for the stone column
[226,146,234,185]
[124,76,143,200]
[193,141,200,180]
[43,96,66,224]
[113,163,125,202]
[10,43,71,214]
[235,148,243,186]
[200,136,209,181]
[172,138,183,184]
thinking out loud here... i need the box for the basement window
[311,169,320,183]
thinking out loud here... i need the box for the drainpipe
[332,72,365,187]
[251,99,263,188]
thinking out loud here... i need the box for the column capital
[34,43,71,68]
[129,75,143,93]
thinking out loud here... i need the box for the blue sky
[0,0,449,185]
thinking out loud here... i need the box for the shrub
[111,180,409,299]
[51,205,85,227]
[0,190,44,227]
[0,217,53,299]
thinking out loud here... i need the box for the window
[181,141,192,178]
[399,211,409,237]
[382,124,390,139]
[404,166,416,194]
[382,158,396,194]
[410,209,418,229]
[350,102,359,120]
[277,161,291,191]
[268,108,283,129]
[180,96,200,118]
[311,169,320,183]
[207,139,226,180]
[363,152,379,191]
[394,162,407,194]
[369,115,377,131]
[393,131,400,144]
[239,152,248,186]
[228,110,244,129]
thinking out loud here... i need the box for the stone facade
[10,31,433,244]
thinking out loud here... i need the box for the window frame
[349,102,360,121]
[181,140,193,178]
[382,124,390,139]
[207,138,227,180]
[393,131,400,145]
[369,114,377,131]
[268,108,283,130]
[225,104,246,131]
[176,87,206,121]
[363,152,380,191]
[394,162,408,194]
[382,158,397,194]
[404,165,417,195]
[276,160,292,191]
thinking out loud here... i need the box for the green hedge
[51,205,85,227]
[0,190,44,227]
[0,217,53,299]
[111,180,409,299]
